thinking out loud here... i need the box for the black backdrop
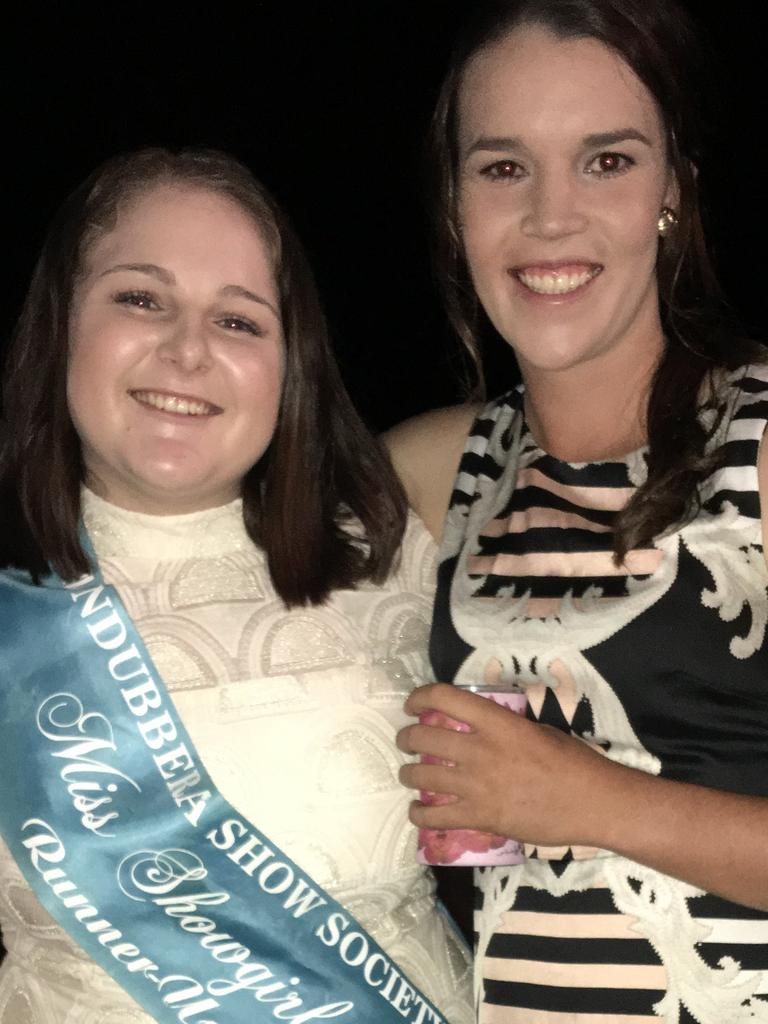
[3,2,768,426]
[1,0,767,953]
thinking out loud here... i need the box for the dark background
[3,2,768,428]
[1,0,767,950]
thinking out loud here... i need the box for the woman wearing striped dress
[387,0,768,1021]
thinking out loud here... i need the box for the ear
[663,172,681,212]
[664,157,697,212]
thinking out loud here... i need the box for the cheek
[459,191,516,289]
[67,311,116,385]
[66,327,102,428]
[230,353,284,469]
[609,208,663,273]
[604,178,666,239]
[460,190,502,250]
[66,315,139,442]
[66,361,109,457]
[229,344,285,418]
[461,232,505,307]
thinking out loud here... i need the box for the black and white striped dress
[431,364,768,1023]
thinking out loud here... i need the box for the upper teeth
[132,391,212,415]
[518,269,597,295]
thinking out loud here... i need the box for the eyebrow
[99,263,279,319]
[99,262,174,284]
[464,127,654,158]
[583,128,654,148]
[220,283,279,320]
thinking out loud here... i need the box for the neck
[83,473,241,518]
[521,339,663,462]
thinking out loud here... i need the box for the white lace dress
[0,492,472,1024]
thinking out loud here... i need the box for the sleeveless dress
[0,491,472,1024]
[431,364,768,1024]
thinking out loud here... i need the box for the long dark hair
[429,0,762,558]
[0,147,406,605]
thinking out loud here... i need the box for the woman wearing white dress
[0,148,472,1024]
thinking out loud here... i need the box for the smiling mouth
[129,390,223,416]
[513,264,603,296]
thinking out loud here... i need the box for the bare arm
[398,684,768,909]
[383,404,479,542]
[396,432,768,911]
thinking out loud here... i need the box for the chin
[517,345,600,376]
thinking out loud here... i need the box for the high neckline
[82,488,252,560]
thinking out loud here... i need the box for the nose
[521,171,588,240]
[157,317,213,374]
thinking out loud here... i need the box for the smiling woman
[386,1,768,1022]
[0,149,472,1024]
[68,186,285,515]
[457,26,674,402]
[2,149,413,605]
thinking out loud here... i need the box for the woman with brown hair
[391,1,768,1020]
[0,148,472,1023]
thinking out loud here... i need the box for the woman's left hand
[397,682,618,848]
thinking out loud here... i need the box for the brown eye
[588,152,634,177]
[599,153,621,172]
[217,315,264,337]
[114,290,159,310]
[481,160,525,181]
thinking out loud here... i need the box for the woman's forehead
[457,25,663,152]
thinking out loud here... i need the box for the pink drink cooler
[416,684,527,867]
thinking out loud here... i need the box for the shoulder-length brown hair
[429,0,763,558]
[0,147,406,605]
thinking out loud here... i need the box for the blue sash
[0,551,448,1024]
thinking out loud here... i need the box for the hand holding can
[416,684,527,867]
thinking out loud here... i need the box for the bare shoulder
[383,404,480,542]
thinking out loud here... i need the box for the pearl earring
[658,207,679,237]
